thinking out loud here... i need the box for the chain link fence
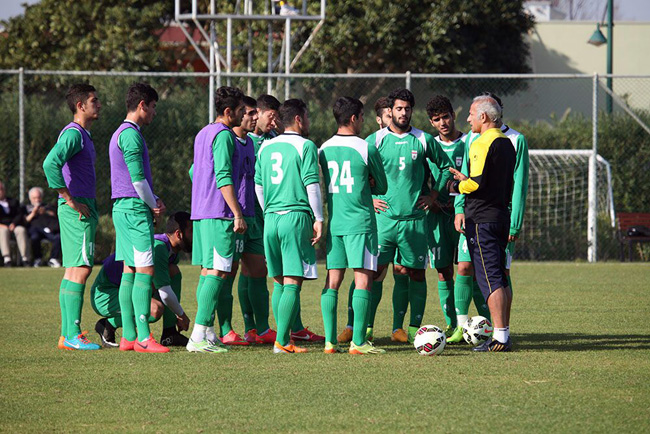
[1,70,649,261]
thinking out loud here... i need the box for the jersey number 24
[328,160,354,193]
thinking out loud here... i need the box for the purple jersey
[109,121,154,200]
[59,122,96,198]
[191,123,255,220]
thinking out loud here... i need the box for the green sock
[320,288,338,344]
[108,316,122,328]
[162,273,182,329]
[472,280,491,320]
[118,273,136,341]
[292,293,305,332]
[392,274,409,331]
[408,279,427,328]
[196,274,205,300]
[277,284,300,346]
[438,280,456,328]
[352,289,371,346]
[367,281,383,328]
[132,273,153,342]
[454,275,473,322]
[59,279,69,338]
[238,274,256,332]
[271,282,284,328]
[64,281,85,338]
[196,275,223,326]
[249,277,270,332]
[218,276,235,336]
[346,281,355,328]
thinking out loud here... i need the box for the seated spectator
[25,187,61,268]
[0,180,30,266]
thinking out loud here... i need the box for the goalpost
[518,150,615,261]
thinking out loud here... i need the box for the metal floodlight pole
[285,18,291,100]
[267,20,273,95]
[227,17,232,86]
[606,0,613,113]
[588,73,599,263]
[18,67,25,203]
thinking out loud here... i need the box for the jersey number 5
[270,152,284,184]
[328,160,354,193]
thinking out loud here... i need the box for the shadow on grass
[514,333,650,351]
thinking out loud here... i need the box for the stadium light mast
[174,0,326,121]
[587,0,613,113]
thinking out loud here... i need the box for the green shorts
[264,211,317,279]
[326,232,378,271]
[506,241,515,269]
[113,208,154,267]
[376,213,428,269]
[457,232,471,263]
[90,269,120,318]
[427,211,459,269]
[244,219,265,256]
[192,218,246,271]
[58,198,97,268]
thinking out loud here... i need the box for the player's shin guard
[352,289,371,346]
[472,280,491,320]
[276,284,300,346]
[454,275,473,326]
[217,276,235,336]
[59,279,69,338]
[292,294,305,333]
[346,281,355,328]
[271,282,283,327]
[118,273,136,341]
[238,274,256,332]
[408,279,427,328]
[392,274,409,331]
[64,281,85,338]
[249,277,270,333]
[368,281,383,328]
[196,275,223,326]
[132,273,153,342]
[437,280,456,328]
[320,288,338,344]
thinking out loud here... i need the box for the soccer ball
[413,325,446,356]
[462,316,493,345]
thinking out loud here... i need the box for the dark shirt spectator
[25,187,61,267]
[0,180,30,266]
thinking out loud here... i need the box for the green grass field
[1,262,649,432]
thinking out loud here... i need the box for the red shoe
[134,334,170,353]
[244,329,263,344]
[257,328,277,344]
[291,327,325,342]
[221,330,250,346]
[120,338,135,351]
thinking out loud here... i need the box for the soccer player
[43,83,102,350]
[448,95,516,352]
[93,212,192,347]
[188,86,253,353]
[109,82,168,353]
[425,95,467,340]
[368,88,452,343]
[374,96,392,129]
[254,98,323,354]
[248,94,281,149]
[319,96,388,355]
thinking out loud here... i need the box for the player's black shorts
[465,219,509,301]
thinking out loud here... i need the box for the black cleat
[95,318,118,348]
[473,337,512,352]
[161,327,189,347]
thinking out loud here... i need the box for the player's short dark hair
[126,83,159,112]
[481,91,503,110]
[374,97,390,117]
[426,95,454,119]
[166,211,191,235]
[242,96,257,109]
[279,99,308,127]
[257,94,281,112]
[66,84,96,114]
[332,96,364,127]
[215,86,244,116]
[387,88,415,109]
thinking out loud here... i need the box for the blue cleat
[64,332,101,350]
[473,337,512,352]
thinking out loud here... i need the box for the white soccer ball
[462,316,493,346]
[413,325,446,356]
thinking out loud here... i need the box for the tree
[0,0,174,71]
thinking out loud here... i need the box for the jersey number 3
[270,152,284,184]
[328,160,354,193]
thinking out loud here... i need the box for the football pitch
[1,262,649,432]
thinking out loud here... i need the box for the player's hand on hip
[508,234,518,243]
[67,199,90,219]
[449,167,468,181]
[373,198,388,213]
[312,220,323,245]
[234,217,247,234]
[177,313,190,331]
[416,194,435,211]
[455,213,465,234]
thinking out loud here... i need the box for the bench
[618,212,650,262]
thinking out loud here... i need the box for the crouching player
[92,212,192,347]
[319,97,388,354]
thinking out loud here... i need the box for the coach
[447,95,516,352]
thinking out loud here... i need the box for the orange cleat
[120,338,135,351]
[221,330,250,346]
[273,341,308,354]
[58,336,68,350]
[391,328,409,343]
[134,334,170,353]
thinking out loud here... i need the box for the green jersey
[367,126,452,221]
[431,133,466,205]
[113,128,150,214]
[248,131,278,155]
[254,132,320,214]
[319,134,388,236]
